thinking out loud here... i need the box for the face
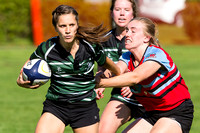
[55,13,78,44]
[125,20,148,50]
[112,0,134,28]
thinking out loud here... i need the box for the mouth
[65,35,71,39]
[118,18,126,23]
[125,39,131,44]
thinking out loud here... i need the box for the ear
[143,36,151,43]
[110,11,113,18]
[54,26,58,32]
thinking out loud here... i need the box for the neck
[115,27,126,40]
[130,44,148,62]
[60,38,78,52]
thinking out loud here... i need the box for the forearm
[103,57,121,76]
[98,61,162,88]
[98,72,136,88]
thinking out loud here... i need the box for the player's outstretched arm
[102,57,121,76]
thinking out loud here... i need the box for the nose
[120,9,125,16]
[65,26,70,33]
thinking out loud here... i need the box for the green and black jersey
[102,29,142,106]
[30,36,106,103]
[102,29,128,64]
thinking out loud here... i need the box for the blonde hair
[130,17,160,47]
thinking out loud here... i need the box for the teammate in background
[16,5,120,133]
[96,17,194,133]
[96,0,145,133]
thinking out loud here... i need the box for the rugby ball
[22,59,51,86]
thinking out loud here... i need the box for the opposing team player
[96,17,194,133]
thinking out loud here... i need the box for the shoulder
[119,51,132,65]
[101,29,116,46]
[121,51,132,59]
[45,36,58,46]
[144,45,174,71]
[39,36,58,49]
[104,29,114,37]
[80,39,96,54]
[33,36,58,59]
[146,45,163,53]
[145,45,168,60]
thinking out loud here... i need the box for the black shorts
[143,99,194,133]
[42,99,100,129]
[110,97,146,120]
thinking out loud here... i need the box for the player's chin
[116,23,128,28]
[64,38,75,44]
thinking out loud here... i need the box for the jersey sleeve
[93,44,107,66]
[119,51,131,66]
[30,42,46,60]
[144,47,173,71]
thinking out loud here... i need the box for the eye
[114,7,120,11]
[125,8,130,11]
[69,24,75,27]
[125,27,129,33]
[131,30,135,33]
[59,25,66,28]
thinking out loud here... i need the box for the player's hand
[103,69,112,78]
[95,71,106,88]
[16,72,39,89]
[95,88,105,100]
[121,87,133,98]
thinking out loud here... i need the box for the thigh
[111,89,145,120]
[151,117,182,133]
[70,100,100,129]
[144,99,194,133]
[99,100,131,133]
[35,112,65,133]
[122,118,153,133]
[73,123,99,133]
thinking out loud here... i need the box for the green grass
[0,44,199,133]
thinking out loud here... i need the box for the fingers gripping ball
[22,59,51,86]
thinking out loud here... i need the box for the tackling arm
[97,61,161,88]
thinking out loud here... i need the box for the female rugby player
[96,17,194,133]
[17,5,120,133]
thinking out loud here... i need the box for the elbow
[133,78,140,85]
[115,66,121,76]
[129,73,141,85]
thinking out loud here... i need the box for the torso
[30,36,107,102]
[121,45,190,111]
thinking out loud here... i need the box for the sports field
[0,44,199,133]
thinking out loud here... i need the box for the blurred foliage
[186,0,200,2]
[41,0,111,41]
[0,0,110,45]
[0,0,199,45]
[0,0,31,44]
[182,2,200,43]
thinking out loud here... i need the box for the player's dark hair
[52,5,79,27]
[110,0,138,18]
[52,5,109,44]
